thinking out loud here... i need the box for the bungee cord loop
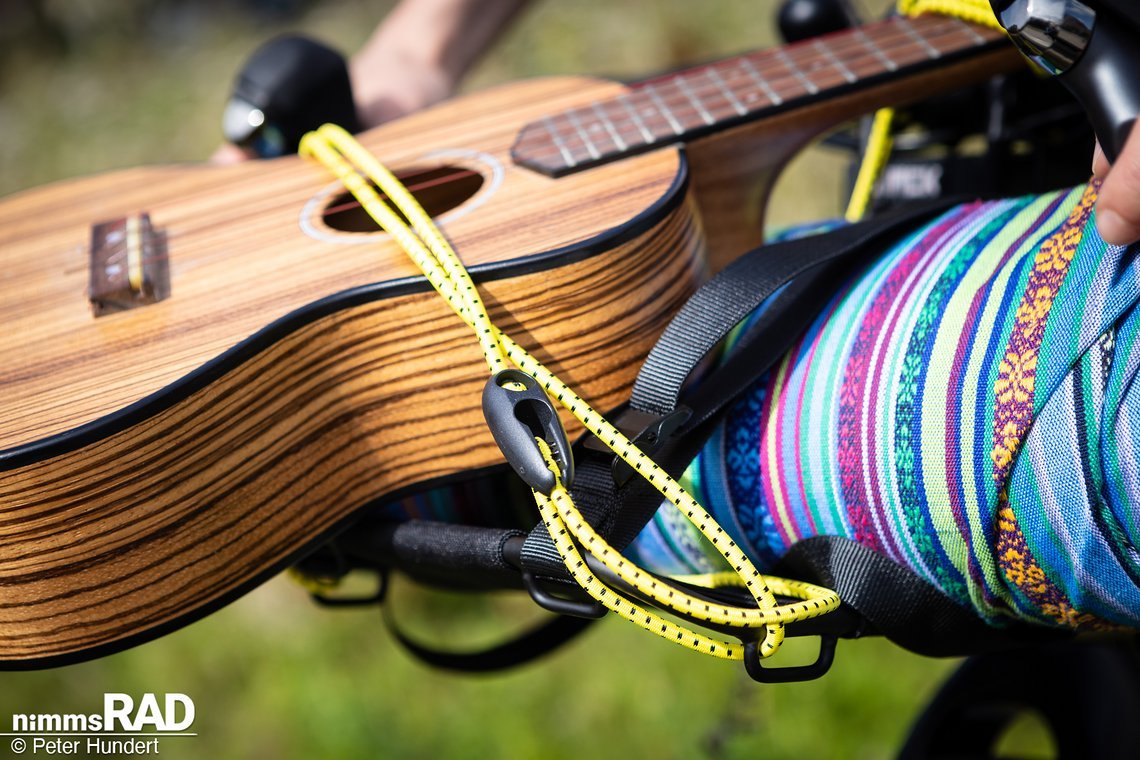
[300,123,841,665]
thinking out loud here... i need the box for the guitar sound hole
[321,165,485,232]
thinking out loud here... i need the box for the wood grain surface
[0,76,703,664]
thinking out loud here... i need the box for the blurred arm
[350,0,530,128]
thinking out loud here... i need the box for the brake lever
[992,0,1140,162]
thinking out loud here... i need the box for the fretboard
[511,15,1006,176]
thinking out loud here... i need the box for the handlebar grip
[991,0,1140,164]
[223,35,360,158]
[1060,17,1139,162]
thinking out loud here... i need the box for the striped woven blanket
[630,183,1140,630]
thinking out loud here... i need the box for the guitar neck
[512,15,1008,176]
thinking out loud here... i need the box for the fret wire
[662,63,766,118]
[541,116,579,167]
[933,21,990,49]
[840,15,968,56]
[760,18,984,89]
[768,19,923,76]
[773,16,960,74]
[851,19,957,70]
[823,33,912,79]
[706,67,748,116]
[563,107,602,160]
[898,17,941,58]
[628,89,681,137]
[641,20,986,130]
[953,17,987,45]
[813,38,857,83]
[774,46,820,95]
[767,21,894,71]
[521,16,997,165]
[740,51,815,101]
[657,18,979,121]
[854,26,898,71]
[591,101,628,151]
[738,56,783,106]
[644,83,686,135]
[617,93,656,143]
[887,30,959,66]
[673,76,715,125]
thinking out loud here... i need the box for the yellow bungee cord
[300,123,840,663]
[845,0,1006,222]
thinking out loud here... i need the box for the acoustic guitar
[0,15,1018,667]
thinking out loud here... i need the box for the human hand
[1092,124,1140,246]
[210,0,525,165]
[208,52,452,165]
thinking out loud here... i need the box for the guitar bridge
[88,213,170,317]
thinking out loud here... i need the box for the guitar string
[545,23,981,144]
[542,27,970,145]
[321,168,480,218]
[300,123,842,662]
[321,15,992,223]
[605,14,972,115]
[518,17,993,164]
[309,18,989,223]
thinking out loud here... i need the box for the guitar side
[0,77,704,667]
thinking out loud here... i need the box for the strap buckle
[501,535,607,619]
[742,635,838,683]
[602,407,691,487]
[482,369,574,495]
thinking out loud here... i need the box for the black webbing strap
[334,521,597,670]
[898,640,1140,759]
[357,197,1031,660]
[383,606,595,673]
[630,197,961,418]
[775,536,1067,656]
[514,460,626,581]
[520,197,961,582]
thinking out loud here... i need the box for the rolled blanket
[629,183,1140,630]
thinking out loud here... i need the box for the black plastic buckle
[500,535,606,619]
[296,542,389,607]
[609,407,691,487]
[482,369,574,495]
[586,551,841,682]
[742,634,838,683]
[308,570,388,608]
[520,571,608,619]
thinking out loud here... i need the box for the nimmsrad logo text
[11,693,195,732]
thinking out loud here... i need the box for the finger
[1096,124,1140,245]
[1092,140,1110,178]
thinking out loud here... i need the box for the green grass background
[0,1,1034,757]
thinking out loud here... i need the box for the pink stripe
[758,365,794,549]
[791,329,824,536]
[838,210,964,550]
[860,238,944,559]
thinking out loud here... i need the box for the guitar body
[0,77,704,667]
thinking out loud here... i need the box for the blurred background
[0,0,1049,757]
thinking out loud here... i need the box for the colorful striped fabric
[629,183,1140,630]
